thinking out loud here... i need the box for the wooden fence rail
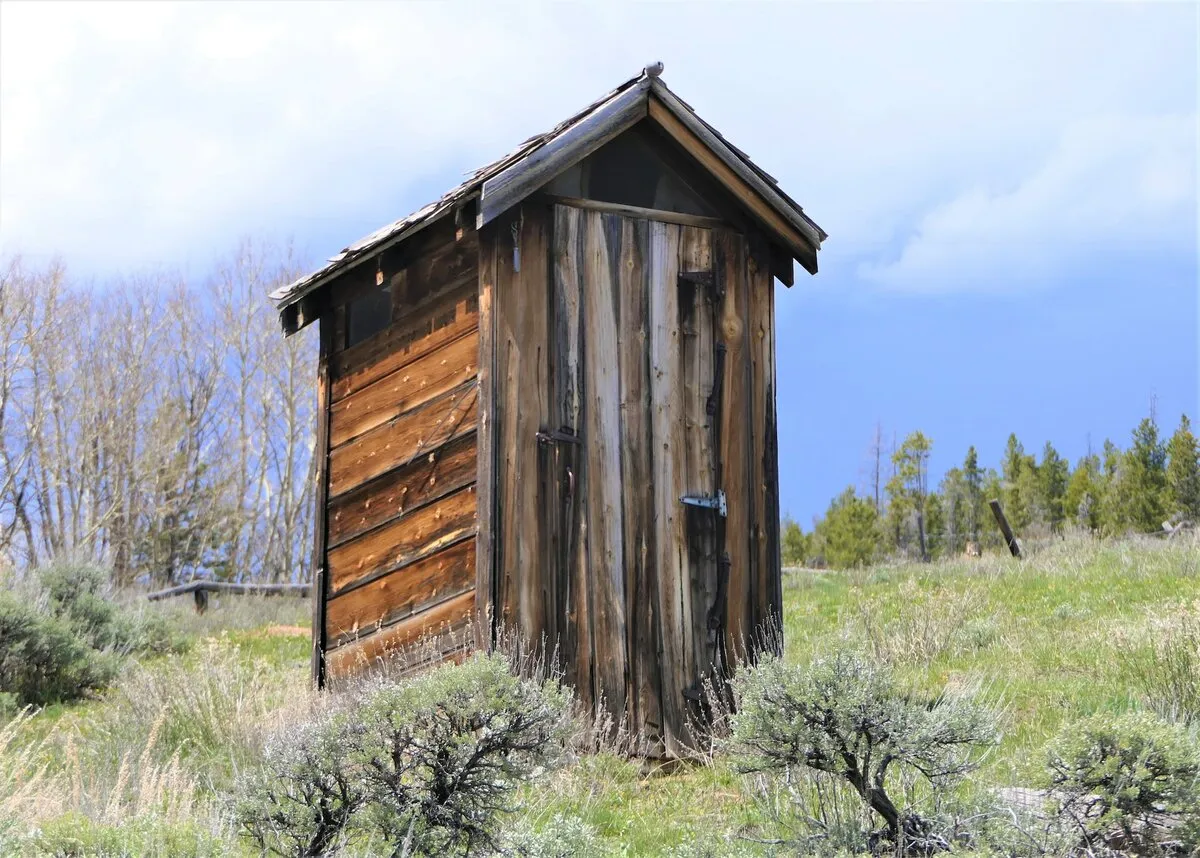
[147,580,311,613]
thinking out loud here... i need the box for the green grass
[3,535,1196,855]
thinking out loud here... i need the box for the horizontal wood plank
[328,431,477,548]
[326,590,476,679]
[541,194,727,230]
[327,485,477,594]
[329,381,478,498]
[325,539,476,648]
[332,286,479,401]
[330,330,479,447]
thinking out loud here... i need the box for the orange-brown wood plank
[327,431,477,548]
[325,590,475,679]
[648,219,691,756]
[327,485,477,594]
[493,206,551,644]
[614,213,662,751]
[747,242,781,651]
[328,382,478,498]
[331,286,479,401]
[325,539,476,648]
[330,330,479,447]
[717,230,754,662]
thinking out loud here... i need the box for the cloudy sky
[2,1,1196,524]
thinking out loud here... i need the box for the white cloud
[0,2,1195,287]
[858,114,1197,292]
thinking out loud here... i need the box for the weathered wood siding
[486,201,780,756]
[318,226,481,682]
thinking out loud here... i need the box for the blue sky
[1,2,1196,524]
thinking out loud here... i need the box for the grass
[2,534,1196,855]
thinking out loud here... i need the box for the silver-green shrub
[729,650,997,853]
[1046,712,1200,854]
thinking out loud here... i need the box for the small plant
[729,650,998,854]
[0,589,118,707]
[234,652,571,858]
[1046,712,1200,853]
[1126,610,1200,725]
[236,713,366,858]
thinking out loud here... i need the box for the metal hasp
[680,489,727,518]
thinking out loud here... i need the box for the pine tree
[1038,441,1069,534]
[962,446,984,543]
[1001,434,1032,532]
[925,492,946,559]
[1122,417,1168,532]
[939,467,968,555]
[1065,453,1102,533]
[1099,439,1127,535]
[886,431,932,560]
[814,487,881,569]
[1165,414,1200,522]
[781,516,810,567]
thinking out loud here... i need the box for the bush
[235,713,366,858]
[235,653,571,857]
[0,563,186,709]
[1046,712,1200,853]
[729,650,998,853]
[0,590,118,707]
[1126,612,1200,726]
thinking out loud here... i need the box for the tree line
[784,414,1200,569]
[0,249,317,586]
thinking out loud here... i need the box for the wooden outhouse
[273,65,825,755]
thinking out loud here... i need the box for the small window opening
[346,284,391,348]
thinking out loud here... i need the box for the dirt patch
[263,624,309,637]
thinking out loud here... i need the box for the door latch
[679,489,726,518]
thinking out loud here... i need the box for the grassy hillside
[2,534,1196,855]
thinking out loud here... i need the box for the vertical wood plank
[474,238,496,646]
[551,205,592,707]
[310,317,333,687]
[648,220,690,755]
[747,244,781,652]
[495,205,551,649]
[617,216,661,753]
[717,230,754,663]
[583,211,627,720]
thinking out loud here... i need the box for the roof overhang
[273,70,827,335]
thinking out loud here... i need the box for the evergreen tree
[1065,453,1102,533]
[939,467,968,555]
[1122,417,1168,532]
[1038,441,1069,534]
[1099,439,1127,535]
[1165,414,1200,521]
[781,516,810,567]
[962,446,984,543]
[925,492,946,559]
[814,487,881,569]
[980,468,1004,550]
[886,431,932,560]
[1001,434,1033,532]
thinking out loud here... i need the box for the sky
[1,1,1197,525]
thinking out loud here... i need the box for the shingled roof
[272,67,826,332]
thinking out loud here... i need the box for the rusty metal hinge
[536,427,580,446]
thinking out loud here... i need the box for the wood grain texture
[310,318,333,687]
[331,285,478,401]
[540,195,726,230]
[474,236,497,638]
[648,219,691,755]
[582,210,627,719]
[549,205,591,704]
[614,214,662,752]
[325,590,475,680]
[328,382,478,498]
[716,230,754,662]
[493,205,552,644]
[327,431,477,548]
[327,485,477,594]
[325,539,476,648]
[330,330,478,447]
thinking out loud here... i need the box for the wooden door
[543,203,737,755]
